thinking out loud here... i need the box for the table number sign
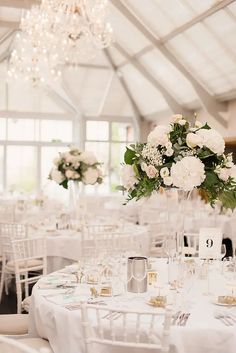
[199,228,222,259]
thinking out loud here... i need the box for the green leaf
[219,190,236,210]
[202,170,218,189]
[124,147,136,165]
[116,185,126,192]
[60,179,68,189]
[200,123,211,130]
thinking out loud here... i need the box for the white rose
[72,172,80,179]
[121,165,138,190]
[83,168,99,185]
[165,142,172,149]
[186,132,203,148]
[165,148,174,157]
[160,167,169,178]
[178,119,186,126]
[65,169,74,179]
[79,151,98,165]
[217,168,230,182]
[171,156,206,191]
[196,129,225,155]
[147,125,171,147]
[163,176,173,186]
[195,120,202,128]
[50,169,65,184]
[141,162,147,171]
[53,157,61,166]
[145,165,158,179]
[172,114,183,123]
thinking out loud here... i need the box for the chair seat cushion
[0,314,29,335]
[6,259,43,270]
[0,338,53,353]
[22,296,31,313]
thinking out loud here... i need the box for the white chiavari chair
[0,223,28,300]
[81,303,172,353]
[81,227,141,260]
[0,203,16,222]
[0,335,53,353]
[11,237,47,313]
[147,222,169,257]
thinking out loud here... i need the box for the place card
[199,227,222,259]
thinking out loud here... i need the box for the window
[40,120,73,142]
[0,117,74,195]
[8,119,38,141]
[85,120,134,193]
[6,146,37,192]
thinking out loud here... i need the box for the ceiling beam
[104,48,142,139]
[115,43,191,117]
[111,0,228,127]
[0,0,39,9]
[84,114,133,122]
[160,0,235,43]
[0,110,74,120]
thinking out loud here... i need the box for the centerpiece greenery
[119,115,236,209]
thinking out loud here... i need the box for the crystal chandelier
[8,0,114,83]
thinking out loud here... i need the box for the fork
[215,314,233,326]
[180,313,190,326]
[172,311,181,325]
[102,311,121,320]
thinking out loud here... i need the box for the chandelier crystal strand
[8,0,114,84]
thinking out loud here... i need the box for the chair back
[82,223,141,258]
[0,223,28,262]
[81,303,172,353]
[12,237,47,278]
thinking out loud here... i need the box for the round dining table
[29,258,236,353]
[32,224,149,272]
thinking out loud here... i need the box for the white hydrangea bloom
[171,156,206,191]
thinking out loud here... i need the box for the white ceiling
[0,0,235,125]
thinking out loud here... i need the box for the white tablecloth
[35,225,149,272]
[29,259,236,353]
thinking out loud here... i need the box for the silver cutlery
[176,313,186,326]
[102,311,121,320]
[172,311,181,325]
[215,314,233,326]
[180,313,190,326]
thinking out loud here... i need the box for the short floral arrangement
[49,146,103,189]
[120,115,236,209]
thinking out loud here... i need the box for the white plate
[212,301,236,306]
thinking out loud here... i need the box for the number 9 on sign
[206,239,213,248]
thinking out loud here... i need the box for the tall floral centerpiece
[120,115,236,209]
[49,146,103,215]
[120,115,236,257]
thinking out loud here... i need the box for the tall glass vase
[68,180,79,219]
[165,188,192,259]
